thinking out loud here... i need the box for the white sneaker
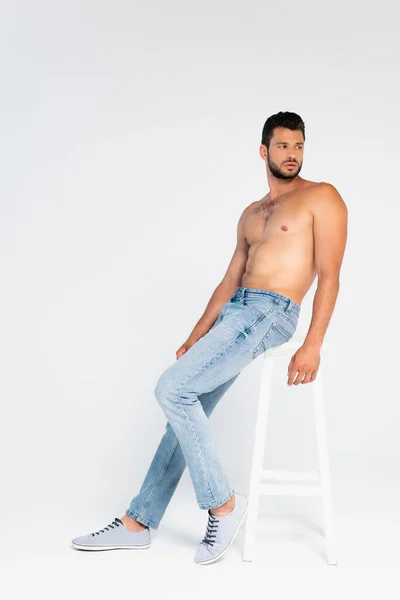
[194,492,248,565]
[71,517,151,551]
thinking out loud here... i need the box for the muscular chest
[244,198,312,246]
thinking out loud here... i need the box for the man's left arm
[287,183,348,386]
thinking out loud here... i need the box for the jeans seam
[273,321,292,341]
[171,331,251,504]
[252,321,274,359]
[173,391,215,502]
[178,331,246,392]
[137,438,180,522]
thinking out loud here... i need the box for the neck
[266,173,304,201]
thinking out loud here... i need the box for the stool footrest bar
[261,469,321,482]
[259,482,323,496]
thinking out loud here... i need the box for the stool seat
[242,337,338,565]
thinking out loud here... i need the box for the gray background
[1,0,399,596]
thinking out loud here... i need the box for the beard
[268,158,302,180]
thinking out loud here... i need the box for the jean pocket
[243,297,272,319]
[252,322,274,359]
[271,308,297,333]
[252,316,296,359]
[272,320,293,341]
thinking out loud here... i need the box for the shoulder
[309,182,348,215]
[238,199,261,220]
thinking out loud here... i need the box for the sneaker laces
[200,511,220,547]
[91,517,123,537]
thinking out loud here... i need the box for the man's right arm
[184,205,251,344]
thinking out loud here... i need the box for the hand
[176,338,197,360]
[287,343,320,385]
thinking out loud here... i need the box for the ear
[259,144,268,160]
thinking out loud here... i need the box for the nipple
[281,225,288,231]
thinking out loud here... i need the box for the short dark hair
[261,111,305,150]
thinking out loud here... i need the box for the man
[71,111,348,565]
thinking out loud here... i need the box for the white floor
[1,468,399,600]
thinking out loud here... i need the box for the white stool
[243,334,338,565]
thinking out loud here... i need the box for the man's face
[261,127,304,180]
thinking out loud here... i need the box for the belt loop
[286,299,293,313]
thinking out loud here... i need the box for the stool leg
[243,356,274,562]
[313,367,338,565]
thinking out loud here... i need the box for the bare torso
[240,179,323,305]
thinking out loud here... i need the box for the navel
[281,225,288,231]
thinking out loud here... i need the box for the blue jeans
[125,287,300,529]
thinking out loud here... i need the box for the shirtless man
[178,112,347,389]
[71,111,348,566]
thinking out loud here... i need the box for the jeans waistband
[233,287,301,316]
